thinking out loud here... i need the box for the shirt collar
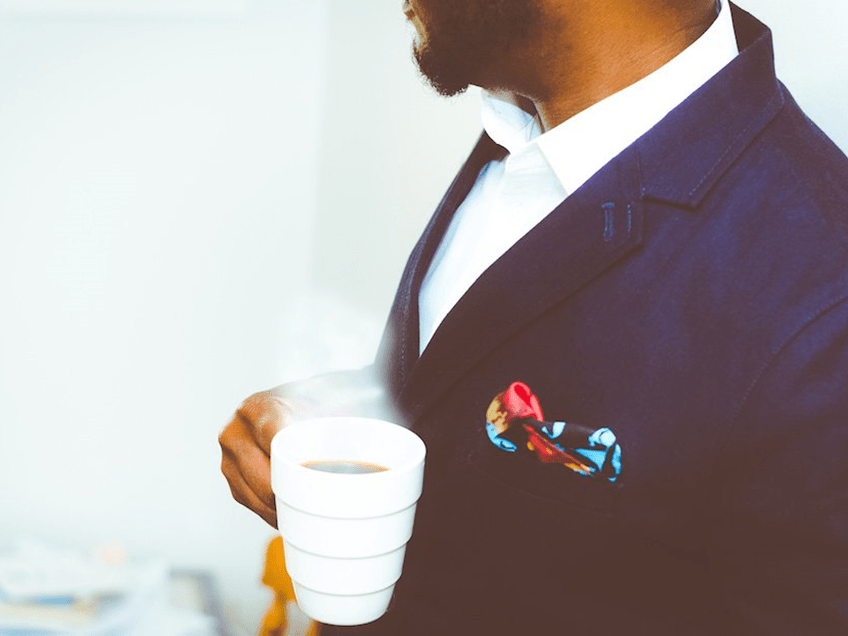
[481,0,739,196]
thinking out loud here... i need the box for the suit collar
[636,4,785,208]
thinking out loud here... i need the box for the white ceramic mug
[270,417,426,626]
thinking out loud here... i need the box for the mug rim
[270,416,426,477]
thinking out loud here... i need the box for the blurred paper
[0,540,216,635]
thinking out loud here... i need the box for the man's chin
[413,45,473,97]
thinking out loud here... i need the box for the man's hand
[219,389,293,528]
[219,366,391,528]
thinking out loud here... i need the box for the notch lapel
[398,148,645,423]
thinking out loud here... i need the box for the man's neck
[484,0,720,131]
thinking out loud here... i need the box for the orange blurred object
[259,536,321,636]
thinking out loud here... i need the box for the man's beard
[412,0,538,97]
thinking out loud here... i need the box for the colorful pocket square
[485,382,622,482]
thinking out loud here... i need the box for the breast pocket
[465,436,623,515]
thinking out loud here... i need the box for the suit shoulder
[725,89,848,243]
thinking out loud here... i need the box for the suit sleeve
[709,296,848,633]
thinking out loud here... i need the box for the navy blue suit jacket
[328,6,848,635]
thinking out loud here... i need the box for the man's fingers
[219,388,295,527]
[234,391,291,454]
[220,417,278,510]
[221,455,278,528]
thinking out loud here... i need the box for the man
[220,0,848,633]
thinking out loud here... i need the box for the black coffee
[301,459,389,474]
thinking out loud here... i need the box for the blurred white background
[0,0,845,633]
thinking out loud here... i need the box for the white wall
[0,1,331,631]
[308,3,481,313]
[0,1,479,634]
[0,1,845,635]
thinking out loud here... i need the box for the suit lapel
[399,148,645,423]
[376,134,506,398]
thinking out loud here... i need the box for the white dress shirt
[418,0,739,353]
